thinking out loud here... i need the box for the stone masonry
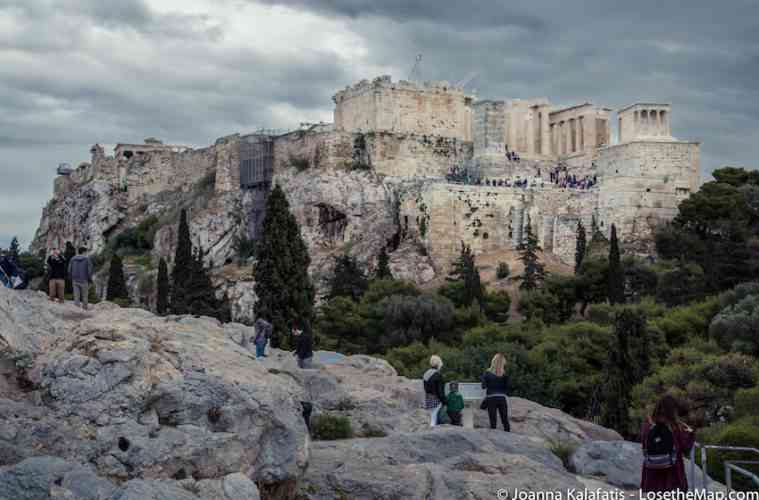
[36,74,701,278]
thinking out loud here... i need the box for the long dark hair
[652,394,681,427]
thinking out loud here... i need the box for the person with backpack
[640,394,695,492]
[253,318,272,358]
[46,248,66,303]
[422,355,447,427]
[68,247,93,310]
[481,353,510,431]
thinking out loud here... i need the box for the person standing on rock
[254,318,272,358]
[481,353,510,431]
[68,247,93,310]
[640,394,695,493]
[46,248,66,303]
[423,355,447,427]
[293,320,314,369]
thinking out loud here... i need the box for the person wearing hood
[68,247,93,310]
[423,355,447,427]
[253,318,272,358]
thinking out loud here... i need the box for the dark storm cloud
[1,0,758,247]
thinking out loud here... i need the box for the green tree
[156,258,169,315]
[575,220,586,274]
[183,248,229,321]
[376,246,393,280]
[8,236,20,261]
[496,262,510,280]
[170,209,193,314]
[517,217,546,291]
[254,184,315,348]
[328,254,368,302]
[446,241,483,308]
[600,308,637,434]
[106,254,129,302]
[608,224,624,305]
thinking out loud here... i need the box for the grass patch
[547,439,577,471]
[311,414,353,440]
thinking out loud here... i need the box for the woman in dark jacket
[640,394,695,492]
[423,355,447,427]
[481,353,510,431]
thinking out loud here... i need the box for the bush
[710,292,759,355]
[496,262,510,280]
[114,215,160,254]
[311,414,353,440]
[289,156,310,172]
[697,417,759,491]
[518,289,560,324]
[735,386,759,418]
[481,289,511,323]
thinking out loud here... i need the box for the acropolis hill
[33,75,701,319]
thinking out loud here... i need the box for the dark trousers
[487,396,510,431]
[448,410,462,426]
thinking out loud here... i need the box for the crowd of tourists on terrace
[446,164,598,191]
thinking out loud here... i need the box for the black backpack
[644,423,677,469]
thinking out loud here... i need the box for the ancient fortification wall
[596,140,700,252]
[333,76,473,141]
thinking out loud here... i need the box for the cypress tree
[170,209,193,314]
[106,254,129,302]
[575,220,586,274]
[447,241,484,308]
[156,258,169,315]
[183,248,229,321]
[517,216,546,291]
[376,246,393,280]
[254,184,315,348]
[608,224,625,304]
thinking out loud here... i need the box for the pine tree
[156,258,169,315]
[106,254,129,302]
[8,237,20,262]
[575,220,586,274]
[447,241,484,308]
[328,254,368,302]
[517,216,546,291]
[170,209,193,314]
[63,241,76,294]
[376,246,393,280]
[608,224,625,304]
[254,184,315,348]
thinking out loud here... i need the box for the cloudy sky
[1,0,757,248]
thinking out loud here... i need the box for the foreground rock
[0,289,308,497]
[1,288,631,499]
[298,427,584,499]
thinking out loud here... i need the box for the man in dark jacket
[68,247,93,310]
[293,321,314,369]
[46,248,67,303]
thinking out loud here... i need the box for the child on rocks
[447,382,465,426]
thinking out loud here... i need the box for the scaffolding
[240,134,274,189]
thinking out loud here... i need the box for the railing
[689,443,759,492]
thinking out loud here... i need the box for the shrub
[311,414,353,440]
[735,386,759,418]
[548,439,577,471]
[697,417,759,491]
[496,262,510,280]
[518,289,560,324]
[481,289,511,323]
[289,156,310,172]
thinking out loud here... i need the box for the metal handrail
[724,461,759,492]
[689,442,759,491]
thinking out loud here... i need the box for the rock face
[0,288,308,496]
[1,288,635,499]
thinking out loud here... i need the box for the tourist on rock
[481,353,510,431]
[292,320,314,369]
[253,317,272,358]
[640,394,695,493]
[446,382,465,426]
[46,248,66,303]
[422,355,447,427]
[68,247,93,310]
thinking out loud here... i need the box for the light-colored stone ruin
[38,74,700,277]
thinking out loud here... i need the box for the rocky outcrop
[1,288,635,499]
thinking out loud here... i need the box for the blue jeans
[255,343,266,357]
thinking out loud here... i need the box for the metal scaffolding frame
[240,134,274,189]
